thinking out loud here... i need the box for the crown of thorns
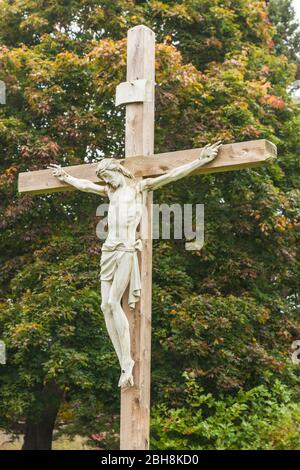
[96,158,133,179]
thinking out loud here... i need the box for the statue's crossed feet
[118,359,135,388]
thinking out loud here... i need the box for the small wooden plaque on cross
[18,25,276,450]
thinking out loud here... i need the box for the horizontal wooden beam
[18,139,276,195]
[126,139,276,177]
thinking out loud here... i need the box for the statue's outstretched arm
[48,164,106,196]
[141,142,221,191]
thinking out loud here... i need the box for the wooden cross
[0,81,5,105]
[18,25,276,450]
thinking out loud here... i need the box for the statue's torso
[105,183,144,244]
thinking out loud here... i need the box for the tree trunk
[22,381,62,450]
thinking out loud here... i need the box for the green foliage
[151,375,300,450]
[154,293,298,393]
[269,0,300,70]
[0,235,119,437]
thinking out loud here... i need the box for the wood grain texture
[18,139,276,195]
[120,25,155,451]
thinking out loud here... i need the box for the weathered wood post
[120,25,155,450]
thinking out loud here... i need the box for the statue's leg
[108,253,135,388]
[101,280,122,368]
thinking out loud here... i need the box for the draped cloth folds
[100,239,143,309]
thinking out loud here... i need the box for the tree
[0,0,299,449]
[0,235,120,449]
[269,0,300,75]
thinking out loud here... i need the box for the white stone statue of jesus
[49,142,221,388]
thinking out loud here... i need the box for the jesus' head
[96,158,134,188]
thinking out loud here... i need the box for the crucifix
[18,25,276,450]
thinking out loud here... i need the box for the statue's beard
[107,180,119,189]
[97,173,121,189]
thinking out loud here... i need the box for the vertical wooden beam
[120,25,155,450]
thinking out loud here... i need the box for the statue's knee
[107,299,118,312]
[101,301,111,314]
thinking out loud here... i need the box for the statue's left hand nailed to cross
[48,142,222,388]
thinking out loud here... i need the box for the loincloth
[100,239,143,309]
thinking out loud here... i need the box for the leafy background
[0,0,299,450]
